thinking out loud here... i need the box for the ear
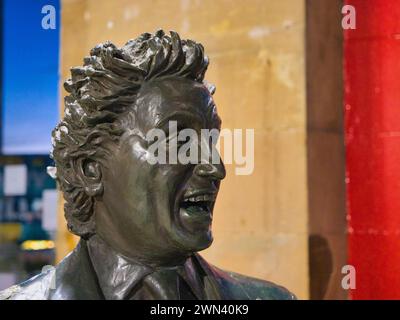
[77,158,104,197]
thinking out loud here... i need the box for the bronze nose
[193,163,226,180]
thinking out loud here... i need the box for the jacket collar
[86,235,153,300]
[50,237,223,300]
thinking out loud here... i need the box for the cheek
[101,139,148,204]
[107,135,192,205]
[162,164,193,193]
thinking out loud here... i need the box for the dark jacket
[0,241,296,300]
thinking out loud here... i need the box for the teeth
[183,194,215,202]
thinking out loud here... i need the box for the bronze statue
[0,30,295,300]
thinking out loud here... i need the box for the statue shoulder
[212,267,297,300]
[0,284,23,300]
[194,254,296,300]
[0,267,56,300]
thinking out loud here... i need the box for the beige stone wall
[59,0,309,299]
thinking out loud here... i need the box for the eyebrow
[155,111,204,130]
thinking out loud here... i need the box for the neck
[86,234,191,268]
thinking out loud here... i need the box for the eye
[166,130,190,147]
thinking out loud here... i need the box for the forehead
[134,78,218,131]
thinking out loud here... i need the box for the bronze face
[94,77,225,266]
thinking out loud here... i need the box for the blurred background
[0,0,59,293]
[1,0,400,300]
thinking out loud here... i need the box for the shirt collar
[85,235,206,300]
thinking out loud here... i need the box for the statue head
[50,30,225,266]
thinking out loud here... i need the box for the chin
[173,228,214,254]
[193,232,214,251]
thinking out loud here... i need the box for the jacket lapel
[193,253,227,300]
[49,241,104,300]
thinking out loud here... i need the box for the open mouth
[177,191,217,232]
[180,193,216,216]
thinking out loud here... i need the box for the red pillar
[345,0,400,299]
